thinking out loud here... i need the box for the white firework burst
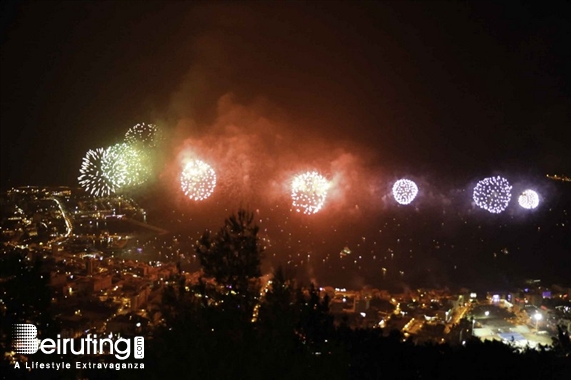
[473,176,512,214]
[78,148,115,197]
[180,160,217,201]
[125,123,162,147]
[291,171,329,215]
[392,179,419,205]
[518,189,539,209]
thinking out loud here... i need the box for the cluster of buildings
[318,286,464,342]
[0,186,72,245]
[0,187,176,341]
[480,280,571,336]
[317,281,571,346]
[38,246,180,338]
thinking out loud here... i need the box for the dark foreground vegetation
[2,210,570,380]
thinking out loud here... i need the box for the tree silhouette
[196,209,263,323]
[0,249,61,379]
[296,283,334,353]
[552,324,571,356]
[255,266,300,374]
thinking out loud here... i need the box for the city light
[534,313,542,333]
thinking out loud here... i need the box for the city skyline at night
[1,1,570,378]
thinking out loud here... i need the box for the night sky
[1,1,570,288]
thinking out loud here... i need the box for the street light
[534,313,542,333]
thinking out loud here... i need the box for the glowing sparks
[125,123,162,147]
[392,179,418,205]
[78,148,115,197]
[180,160,217,201]
[473,176,512,214]
[101,144,129,189]
[103,143,151,189]
[291,171,329,215]
[518,189,539,209]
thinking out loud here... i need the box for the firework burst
[180,160,217,201]
[392,179,418,205]
[291,171,329,214]
[473,176,512,214]
[78,148,115,197]
[125,123,162,147]
[518,189,539,209]
[103,143,151,189]
[101,144,128,189]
